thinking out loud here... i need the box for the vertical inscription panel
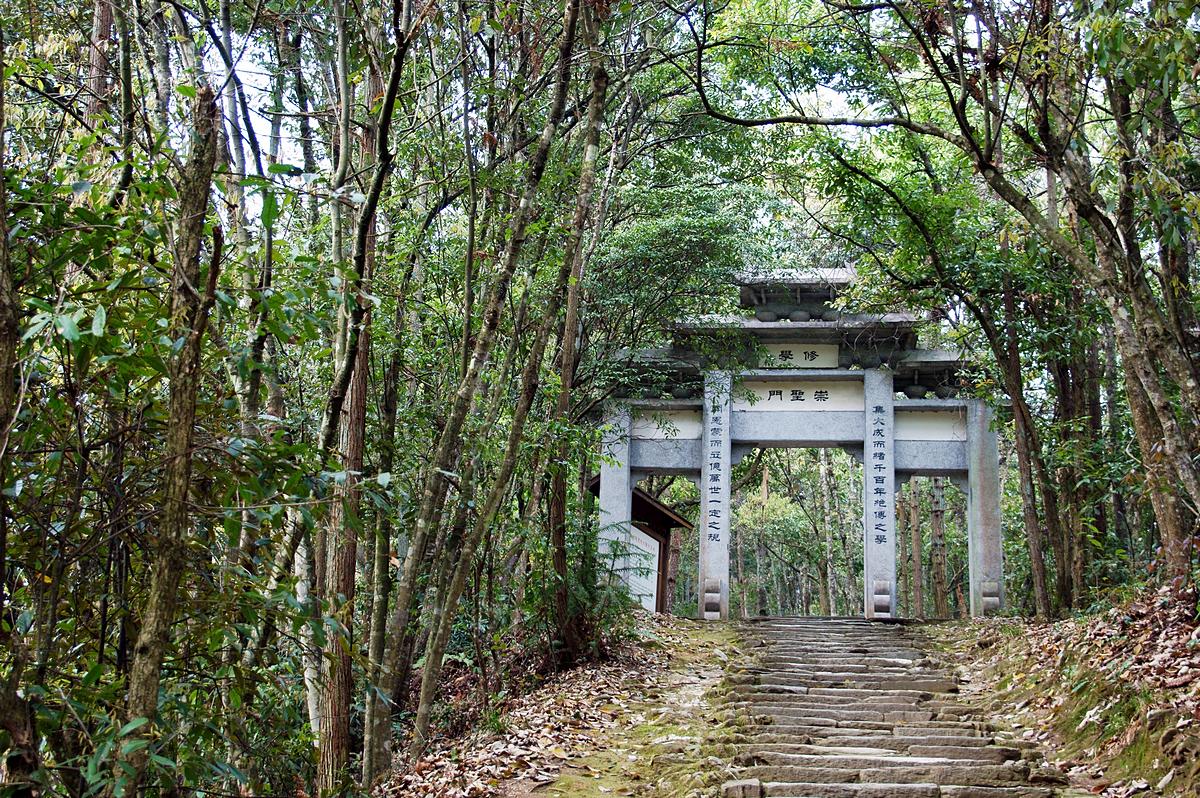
[863,370,896,618]
[700,372,732,620]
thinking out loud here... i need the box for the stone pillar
[863,369,896,619]
[598,405,633,583]
[966,400,1004,616]
[700,371,732,620]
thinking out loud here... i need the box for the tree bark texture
[546,16,609,663]
[930,478,949,619]
[109,88,219,795]
[373,0,582,765]
[909,477,923,619]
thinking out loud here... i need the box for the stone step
[735,723,992,741]
[740,762,1031,786]
[730,702,934,719]
[736,751,1004,769]
[758,786,1055,798]
[744,674,960,692]
[752,677,956,696]
[818,735,994,749]
[718,619,1061,798]
[761,782,941,797]
[754,708,938,724]
[808,688,934,701]
[940,789,1057,798]
[735,743,1018,761]
[728,687,933,704]
[895,723,995,735]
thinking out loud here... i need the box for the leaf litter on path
[377,612,736,798]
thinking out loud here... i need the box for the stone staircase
[718,617,1069,798]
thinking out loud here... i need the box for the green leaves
[118,717,150,737]
[92,305,108,337]
[54,312,81,342]
[261,190,280,229]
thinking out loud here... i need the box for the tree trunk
[409,256,566,758]
[799,565,810,616]
[374,0,582,760]
[930,478,949,619]
[665,525,683,614]
[817,449,836,615]
[0,40,39,792]
[998,285,1054,618]
[109,88,219,795]
[757,532,771,616]
[909,477,923,619]
[546,10,608,664]
[87,0,114,116]
[315,316,369,796]
[1123,361,1193,580]
[1106,289,1198,580]
[293,518,322,738]
[735,524,747,619]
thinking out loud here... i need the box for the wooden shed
[588,477,693,613]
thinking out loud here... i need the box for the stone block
[721,778,763,798]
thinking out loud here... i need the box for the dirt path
[504,619,739,797]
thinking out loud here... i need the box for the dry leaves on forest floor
[376,612,695,798]
[939,585,1200,798]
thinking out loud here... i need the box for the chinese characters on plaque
[775,349,822,363]
[766,388,831,403]
[736,380,863,411]
[762,343,838,368]
[869,403,890,546]
[706,402,726,545]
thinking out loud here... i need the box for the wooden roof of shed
[587,476,694,532]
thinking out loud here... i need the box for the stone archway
[597,270,1004,620]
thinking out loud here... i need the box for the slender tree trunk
[756,532,770,616]
[1102,335,1133,566]
[0,30,17,579]
[909,476,923,619]
[1106,289,1198,579]
[666,525,683,614]
[87,0,114,115]
[546,13,608,663]
[291,517,322,737]
[409,261,565,758]
[735,525,747,618]
[817,449,836,614]
[361,363,397,786]
[315,320,369,795]
[374,0,582,761]
[1123,363,1193,580]
[0,40,37,787]
[930,478,949,618]
[108,89,219,795]
[997,286,1054,618]
[839,478,854,614]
